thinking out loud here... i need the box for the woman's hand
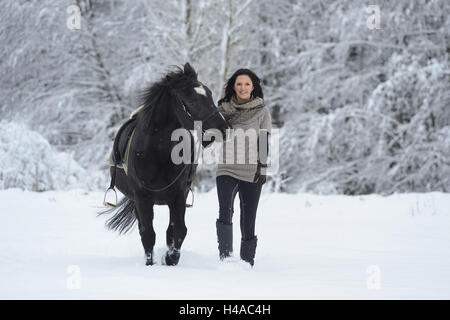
[256,174,266,186]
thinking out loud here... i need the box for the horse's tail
[98,197,137,234]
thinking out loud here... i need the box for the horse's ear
[184,63,197,80]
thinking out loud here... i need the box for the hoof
[145,251,154,266]
[164,249,180,266]
[219,252,232,260]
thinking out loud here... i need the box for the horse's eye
[194,86,206,96]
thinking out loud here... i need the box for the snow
[1,189,449,299]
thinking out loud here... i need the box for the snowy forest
[1,0,449,195]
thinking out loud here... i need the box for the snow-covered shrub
[0,121,90,191]
[367,56,450,193]
[281,105,378,194]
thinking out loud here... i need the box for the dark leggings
[216,175,262,241]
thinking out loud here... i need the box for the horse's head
[166,63,231,140]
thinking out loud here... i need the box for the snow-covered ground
[0,189,449,299]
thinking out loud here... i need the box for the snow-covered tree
[276,0,449,194]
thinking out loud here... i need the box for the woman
[215,68,272,267]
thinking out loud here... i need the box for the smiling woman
[234,74,254,103]
[214,68,272,267]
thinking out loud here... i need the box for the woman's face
[234,74,254,102]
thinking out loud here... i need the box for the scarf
[218,96,265,125]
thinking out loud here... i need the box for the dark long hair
[218,68,264,105]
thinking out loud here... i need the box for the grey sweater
[216,97,272,183]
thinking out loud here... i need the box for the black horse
[100,63,230,266]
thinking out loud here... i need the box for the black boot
[240,236,257,266]
[216,219,233,260]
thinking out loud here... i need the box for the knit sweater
[216,96,272,183]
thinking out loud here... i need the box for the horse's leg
[166,219,175,249]
[135,197,156,265]
[165,192,187,266]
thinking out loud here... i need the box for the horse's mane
[138,65,198,127]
